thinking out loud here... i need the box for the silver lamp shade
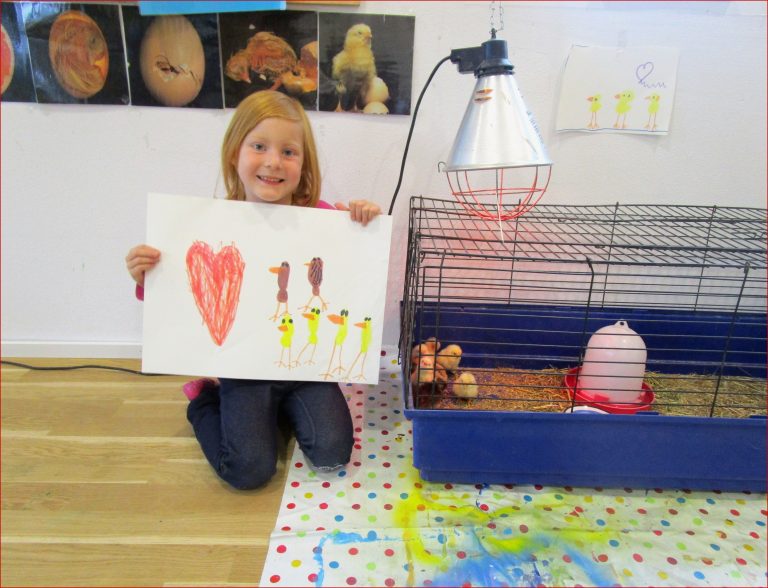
[445,72,552,172]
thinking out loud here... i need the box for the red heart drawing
[186,241,245,346]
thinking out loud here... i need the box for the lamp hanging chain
[489,0,504,37]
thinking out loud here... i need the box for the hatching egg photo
[139,15,204,107]
[48,10,108,99]
[1,24,14,94]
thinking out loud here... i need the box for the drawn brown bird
[332,23,376,112]
[269,261,290,321]
[300,257,328,311]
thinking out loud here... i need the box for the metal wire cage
[401,197,767,419]
[442,164,552,221]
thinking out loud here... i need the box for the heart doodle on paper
[186,241,245,346]
[636,62,654,84]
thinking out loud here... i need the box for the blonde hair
[221,91,321,207]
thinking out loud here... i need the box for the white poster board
[141,193,392,384]
[556,45,679,135]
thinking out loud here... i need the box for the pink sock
[183,378,217,401]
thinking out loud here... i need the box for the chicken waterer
[577,320,648,405]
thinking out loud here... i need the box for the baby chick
[410,337,440,367]
[332,23,376,112]
[409,355,448,391]
[453,371,478,400]
[436,344,462,374]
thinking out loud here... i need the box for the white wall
[2,1,766,358]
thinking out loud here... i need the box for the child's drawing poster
[141,193,392,384]
[556,45,679,135]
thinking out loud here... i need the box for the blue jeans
[187,378,353,490]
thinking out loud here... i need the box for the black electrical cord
[0,359,165,376]
[387,55,452,216]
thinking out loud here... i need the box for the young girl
[125,90,382,490]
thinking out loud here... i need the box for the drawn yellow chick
[320,309,349,379]
[345,316,372,380]
[276,313,296,369]
[297,307,321,365]
[644,93,661,130]
[586,94,602,129]
[613,90,635,129]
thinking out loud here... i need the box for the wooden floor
[1,359,291,586]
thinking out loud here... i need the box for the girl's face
[236,117,304,205]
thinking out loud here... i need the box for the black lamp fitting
[449,38,514,78]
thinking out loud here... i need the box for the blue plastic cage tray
[403,303,767,492]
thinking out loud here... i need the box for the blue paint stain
[313,529,383,587]
[694,571,705,580]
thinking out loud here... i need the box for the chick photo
[219,10,317,110]
[318,13,414,115]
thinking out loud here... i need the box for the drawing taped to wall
[141,193,392,384]
[556,45,679,135]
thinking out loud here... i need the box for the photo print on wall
[122,5,223,109]
[318,12,414,115]
[1,1,36,102]
[22,2,128,105]
[219,9,318,111]
[5,2,414,114]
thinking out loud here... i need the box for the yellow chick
[436,344,462,374]
[453,371,478,400]
[332,23,376,112]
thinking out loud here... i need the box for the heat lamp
[388,29,552,222]
[443,33,552,221]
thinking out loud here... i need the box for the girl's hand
[126,244,161,287]
[335,199,382,227]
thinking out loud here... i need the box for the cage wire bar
[401,197,767,418]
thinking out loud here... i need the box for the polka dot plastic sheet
[260,347,767,587]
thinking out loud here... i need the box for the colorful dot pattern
[260,347,767,587]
